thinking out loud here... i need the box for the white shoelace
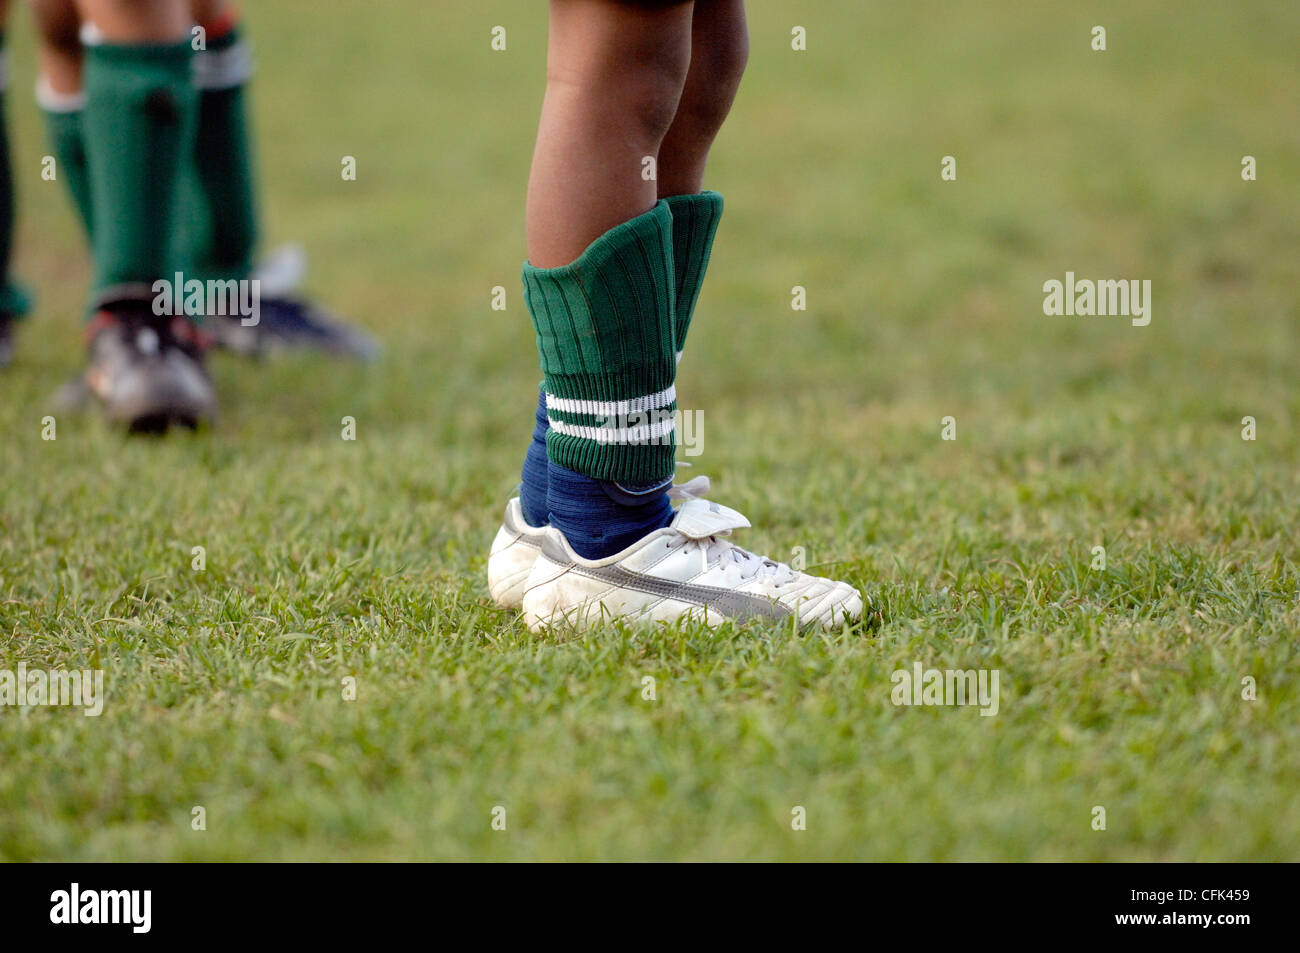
[667,474,711,501]
[705,540,797,584]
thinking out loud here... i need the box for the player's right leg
[186,0,378,361]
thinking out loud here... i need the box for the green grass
[1,0,1297,861]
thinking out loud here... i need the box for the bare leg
[190,0,235,32]
[525,0,694,268]
[74,0,187,41]
[190,0,226,21]
[657,0,748,197]
[31,0,84,94]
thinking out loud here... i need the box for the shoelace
[666,475,798,584]
[667,474,711,501]
[699,539,797,584]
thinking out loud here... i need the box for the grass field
[1,0,1297,861]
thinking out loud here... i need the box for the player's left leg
[187,0,378,360]
[0,0,34,367]
[74,0,217,430]
[655,0,746,359]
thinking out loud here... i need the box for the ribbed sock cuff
[523,201,678,484]
[193,25,253,91]
[664,190,723,358]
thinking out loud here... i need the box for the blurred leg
[32,0,83,93]
[33,0,93,236]
[75,0,192,301]
[184,0,378,360]
[72,0,215,429]
[184,0,258,283]
[75,0,187,41]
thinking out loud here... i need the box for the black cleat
[207,245,379,362]
[210,295,380,362]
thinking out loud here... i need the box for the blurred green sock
[83,40,195,306]
[184,26,258,283]
[38,83,95,241]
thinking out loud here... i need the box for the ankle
[547,463,673,559]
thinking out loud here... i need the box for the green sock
[523,202,678,485]
[0,35,31,319]
[83,40,196,305]
[184,26,257,282]
[664,190,724,359]
[39,93,95,240]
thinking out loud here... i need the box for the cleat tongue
[671,498,751,539]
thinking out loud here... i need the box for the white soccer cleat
[486,476,713,610]
[520,495,864,632]
[487,498,549,609]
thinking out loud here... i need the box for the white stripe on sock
[545,384,676,419]
[548,415,676,445]
[36,77,86,113]
[193,38,254,90]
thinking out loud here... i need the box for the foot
[520,494,864,632]
[487,498,549,609]
[208,245,380,361]
[83,303,217,433]
[488,475,713,610]
[210,294,380,361]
